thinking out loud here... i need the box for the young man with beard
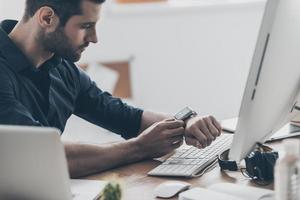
[0,0,222,178]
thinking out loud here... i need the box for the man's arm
[64,109,223,178]
[139,109,223,149]
[64,139,143,178]
[65,117,185,178]
[138,110,171,133]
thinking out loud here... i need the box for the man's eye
[81,24,92,29]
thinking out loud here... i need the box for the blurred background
[0,0,267,143]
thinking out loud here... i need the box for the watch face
[175,107,194,120]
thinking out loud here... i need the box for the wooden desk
[85,142,284,200]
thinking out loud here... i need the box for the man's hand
[136,118,185,158]
[184,115,222,148]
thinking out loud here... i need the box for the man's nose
[87,29,98,44]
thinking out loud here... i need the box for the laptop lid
[0,125,72,200]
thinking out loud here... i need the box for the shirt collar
[0,20,62,73]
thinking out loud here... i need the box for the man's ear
[36,6,59,31]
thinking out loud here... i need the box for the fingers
[157,135,183,153]
[172,139,183,149]
[185,120,212,147]
[185,136,203,148]
[209,116,222,135]
[189,128,209,147]
[157,119,185,130]
[165,127,185,138]
[170,134,184,143]
[203,117,220,138]
[197,119,214,145]
[184,115,222,148]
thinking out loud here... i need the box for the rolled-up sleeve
[74,68,143,139]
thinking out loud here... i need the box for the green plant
[99,182,122,200]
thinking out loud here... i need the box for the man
[0,0,222,178]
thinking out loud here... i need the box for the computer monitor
[229,0,300,161]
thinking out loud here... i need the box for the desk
[85,142,284,200]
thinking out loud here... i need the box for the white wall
[0,1,25,21]
[85,1,266,119]
[0,0,266,120]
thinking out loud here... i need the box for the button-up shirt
[0,20,143,139]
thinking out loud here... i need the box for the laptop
[0,125,107,200]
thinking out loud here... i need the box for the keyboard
[148,134,233,177]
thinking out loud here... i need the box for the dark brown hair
[23,0,105,26]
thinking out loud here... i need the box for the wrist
[130,137,149,160]
[184,113,197,123]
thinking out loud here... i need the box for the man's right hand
[135,118,185,159]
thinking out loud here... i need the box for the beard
[38,26,87,62]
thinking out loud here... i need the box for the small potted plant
[99,182,122,200]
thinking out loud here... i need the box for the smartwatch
[174,106,197,121]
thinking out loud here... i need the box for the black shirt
[0,20,143,139]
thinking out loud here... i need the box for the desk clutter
[218,143,279,185]
[152,139,300,200]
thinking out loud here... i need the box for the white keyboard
[148,134,233,177]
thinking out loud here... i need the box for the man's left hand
[184,115,222,148]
